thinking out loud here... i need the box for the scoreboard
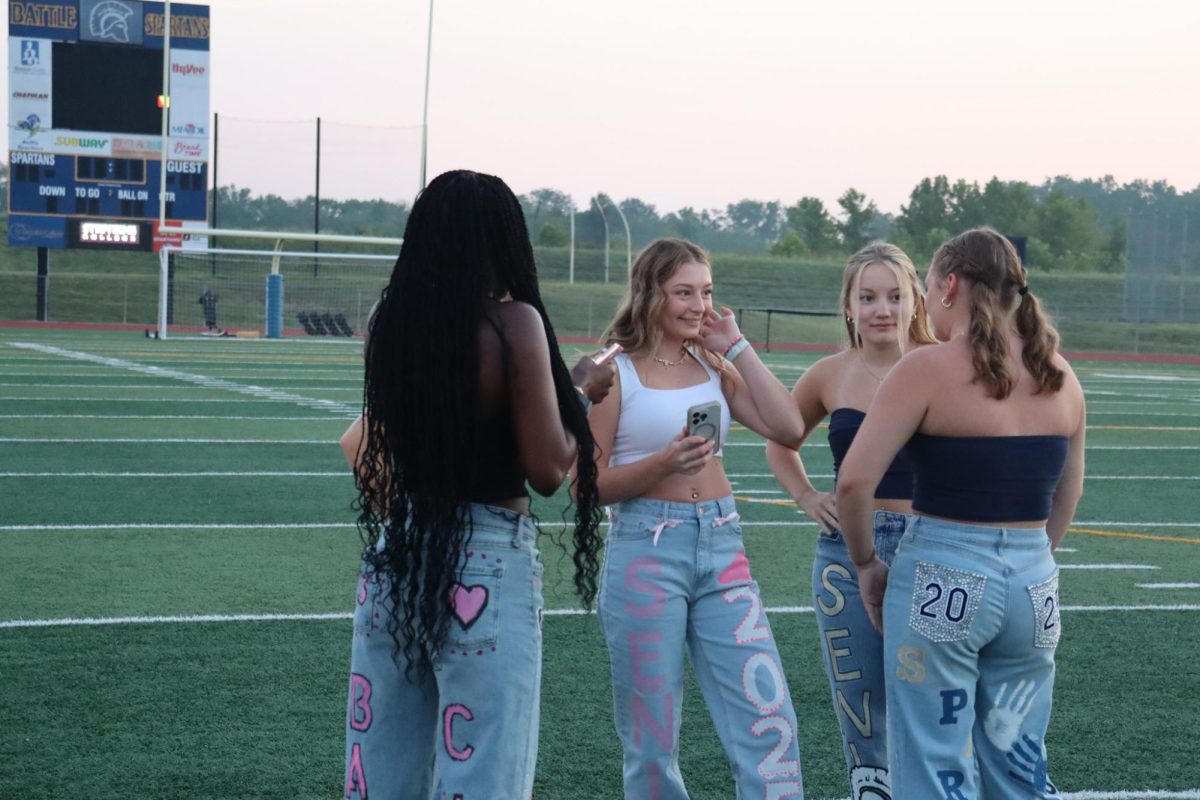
[7,0,210,250]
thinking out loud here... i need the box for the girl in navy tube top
[837,227,1086,800]
[766,242,936,799]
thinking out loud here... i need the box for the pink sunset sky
[7,0,1199,214]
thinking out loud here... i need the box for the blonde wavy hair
[602,238,727,374]
[841,241,937,352]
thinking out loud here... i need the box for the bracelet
[723,335,750,361]
[574,385,592,414]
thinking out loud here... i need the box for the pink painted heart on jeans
[718,549,752,585]
[449,583,489,630]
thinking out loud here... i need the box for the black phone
[686,401,721,450]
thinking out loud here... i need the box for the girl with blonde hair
[766,241,936,799]
[589,238,807,799]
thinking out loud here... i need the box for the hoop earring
[940,297,953,309]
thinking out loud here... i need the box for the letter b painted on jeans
[349,673,373,732]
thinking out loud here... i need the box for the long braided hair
[930,226,1064,399]
[353,170,603,677]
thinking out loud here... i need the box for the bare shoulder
[893,340,952,375]
[486,300,548,353]
[798,350,850,388]
[1052,352,1085,399]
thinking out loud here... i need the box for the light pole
[606,195,633,278]
[157,0,172,228]
[418,0,435,191]
[593,196,610,283]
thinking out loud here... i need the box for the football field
[1,329,1197,799]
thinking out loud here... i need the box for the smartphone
[591,342,623,365]
[686,401,722,450]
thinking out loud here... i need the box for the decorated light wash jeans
[343,504,544,800]
[812,510,907,799]
[598,495,804,800]
[883,515,1062,800]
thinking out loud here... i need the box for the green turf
[0,329,1197,799]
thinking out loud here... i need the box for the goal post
[156,228,401,339]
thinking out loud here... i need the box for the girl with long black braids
[339,170,614,800]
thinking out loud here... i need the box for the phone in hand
[591,342,623,365]
[686,401,722,450]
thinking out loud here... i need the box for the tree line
[1,165,1196,273]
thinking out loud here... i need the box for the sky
[7,0,1200,215]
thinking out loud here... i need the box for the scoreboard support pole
[36,248,49,322]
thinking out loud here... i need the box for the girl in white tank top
[584,238,807,799]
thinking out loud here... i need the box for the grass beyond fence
[2,237,1198,353]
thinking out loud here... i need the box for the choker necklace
[653,346,688,368]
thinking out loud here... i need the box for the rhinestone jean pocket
[1028,571,1061,649]
[908,561,988,643]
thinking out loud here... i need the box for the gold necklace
[653,346,688,368]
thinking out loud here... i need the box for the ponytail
[965,279,1014,398]
[1015,289,1065,394]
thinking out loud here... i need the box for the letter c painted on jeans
[443,704,475,762]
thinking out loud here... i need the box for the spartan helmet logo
[89,1,135,43]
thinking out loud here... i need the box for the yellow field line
[734,495,795,507]
[1068,527,1200,544]
[729,502,1200,544]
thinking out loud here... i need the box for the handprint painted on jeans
[983,680,1038,751]
[1007,734,1059,797]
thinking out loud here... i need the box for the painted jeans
[812,510,907,799]
[343,504,544,800]
[598,495,804,800]
[884,515,1062,800]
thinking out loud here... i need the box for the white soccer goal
[156,229,401,339]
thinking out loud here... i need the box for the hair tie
[1018,285,1029,296]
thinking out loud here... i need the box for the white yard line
[1137,583,1200,589]
[4,604,1198,630]
[0,414,355,420]
[7,344,359,415]
[2,519,1197,532]
[1058,564,1160,570]
[0,471,348,477]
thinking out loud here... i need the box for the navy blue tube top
[906,433,1069,522]
[828,408,915,500]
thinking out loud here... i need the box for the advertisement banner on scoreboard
[7,213,68,248]
[168,49,208,138]
[9,36,53,151]
[7,1,81,41]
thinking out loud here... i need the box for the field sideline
[0,328,1197,799]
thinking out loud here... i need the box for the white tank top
[609,348,730,467]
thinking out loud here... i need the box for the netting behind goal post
[157,230,401,339]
